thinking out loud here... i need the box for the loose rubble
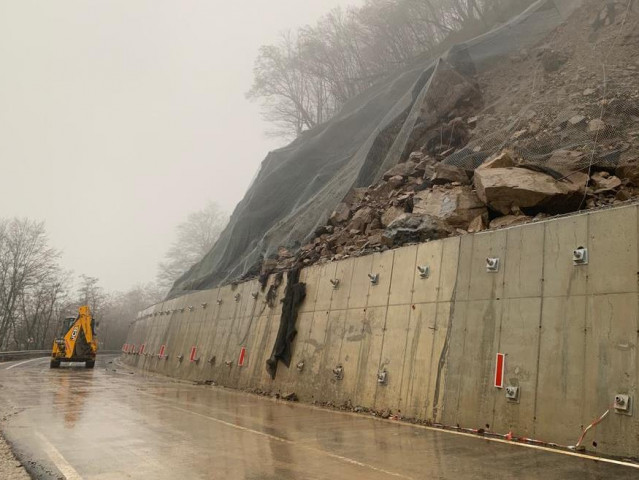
[250,0,639,277]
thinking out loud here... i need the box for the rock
[477,150,515,170]
[366,232,384,247]
[474,167,582,215]
[413,186,487,229]
[489,215,532,229]
[408,151,425,162]
[467,214,486,233]
[431,163,470,185]
[326,229,352,248]
[511,129,527,140]
[616,189,632,201]
[329,203,352,225]
[365,216,382,234]
[383,161,417,180]
[582,88,596,96]
[348,207,377,233]
[382,214,454,247]
[587,119,608,137]
[343,188,368,206]
[591,172,622,193]
[388,175,405,188]
[540,49,567,73]
[368,181,395,202]
[616,160,639,185]
[545,150,586,175]
[381,205,405,227]
[568,115,586,127]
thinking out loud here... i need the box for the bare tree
[248,0,533,139]
[157,201,228,291]
[0,218,63,350]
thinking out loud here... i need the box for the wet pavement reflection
[0,355,637,479]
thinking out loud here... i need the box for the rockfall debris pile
[170,1,638,295]
[257,0,639,275]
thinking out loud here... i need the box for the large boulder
[477,150,515,170]
[383,161,417,180]
[431,163,470,185]
[474,167,582,214]
[382,214,454,247]
[413,186,487,229]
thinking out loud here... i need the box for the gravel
[0,432,29,479]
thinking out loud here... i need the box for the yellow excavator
[50,305,98,369]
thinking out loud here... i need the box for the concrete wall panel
[453,299,501,428]
[399,303,437,419]
[467,230,506,301]
[543,215,588,297]
[412,242,444,304]
[367,250,394,308]
[439,237,461,302]
[353,306,387,407]
[295,310,328,399]
[534,296,587,445]
[374,304,411,410]
[349,255,373,309]
[429,301,453,423]
[337,308,367,406]
[331,258,355,311]
[588,207,638,295]
[583,293,638,454]
[299,265,321,313]
[491,297,541,436]
[454,234,474,301]
[389,246,417,306]
[321,310,348,404]
[314,262,337,313]
[504,223,544,299]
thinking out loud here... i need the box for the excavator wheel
[50,359,60,369]
[85,360,95,369]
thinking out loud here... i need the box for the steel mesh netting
[169,0,639,297]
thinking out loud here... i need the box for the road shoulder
[0,430,30,479]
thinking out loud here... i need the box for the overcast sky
[0,0,361,291]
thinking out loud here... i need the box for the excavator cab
[50,305,98,369]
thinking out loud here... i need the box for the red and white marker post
[494,352,505,388]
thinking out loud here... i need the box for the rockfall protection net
[170,0,638,296]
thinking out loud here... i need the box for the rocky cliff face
[170,0,639,295]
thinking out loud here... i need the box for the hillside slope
[169,0,638,296]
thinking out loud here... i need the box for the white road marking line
[4,357,47,370]
[164,403,413,479]
[35,432,83,480]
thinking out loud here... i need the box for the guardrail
[0,350,121,362]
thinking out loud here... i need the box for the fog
[0,0,360,291]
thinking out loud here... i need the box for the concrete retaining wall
[124,204,639,458]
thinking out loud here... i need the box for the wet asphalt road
[0,355,637,480]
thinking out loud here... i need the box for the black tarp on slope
[169,0,582,297]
